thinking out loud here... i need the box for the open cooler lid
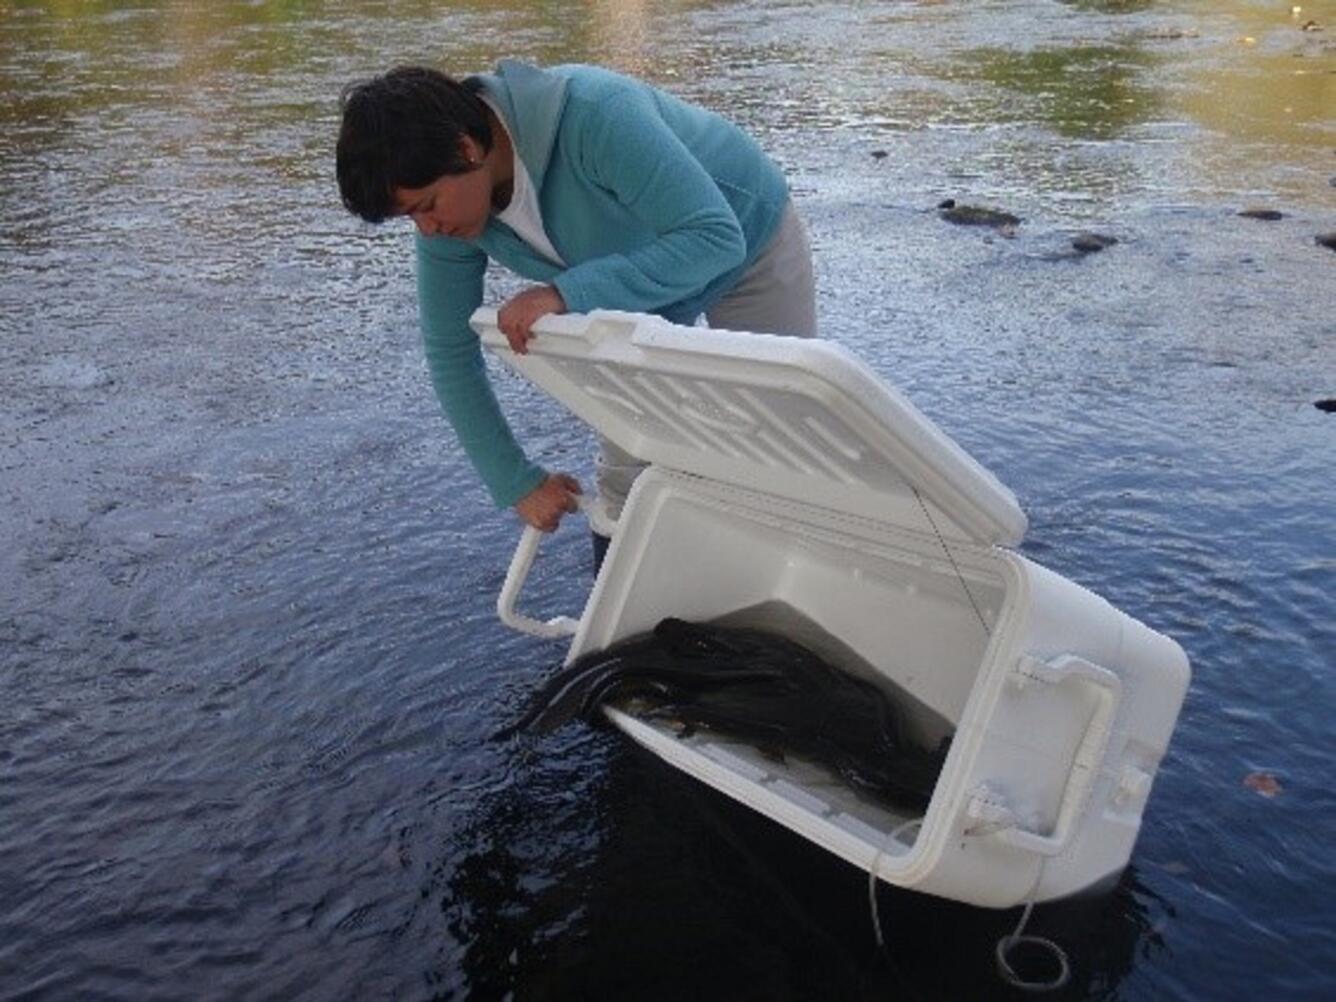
[473,309,1027,547]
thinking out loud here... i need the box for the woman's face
[393,138,492,240]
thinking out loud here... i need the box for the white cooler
[475,308,1190,909]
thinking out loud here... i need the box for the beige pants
[596,201,818,520]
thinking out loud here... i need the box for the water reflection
[957,44,1158,141]
[430,736,1170,1000]
[1174,12,1336,191]
[586,0,655,77]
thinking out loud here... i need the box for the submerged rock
[1243,772,1283,798]
[1072,232,1119,253]
[939,202,1022,228]
[1238,208,1285,221]
[1141,26,1201,41]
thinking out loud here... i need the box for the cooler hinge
[964,783,1020,837]
[1010,653,1064,690]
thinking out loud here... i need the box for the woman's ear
[459,136,485,167]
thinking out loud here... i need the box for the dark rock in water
[1238,208,1284,221]
[1141,26,1200,41]
[940,204,1021,228]
[937,198,956,210]
[497,617,948,812]
[1315,399,1336,413]
[1316,232,1336,251]
[871,149,888,160]
[1072,232,1118,253]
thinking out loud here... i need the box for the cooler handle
[497,496,612,639]
[999,654,1122,857]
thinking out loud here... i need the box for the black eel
[497,618,948,812]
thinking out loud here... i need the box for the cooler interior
[587,478,1009,857]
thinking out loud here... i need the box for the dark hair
[336,66,493,223]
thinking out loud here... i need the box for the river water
[2,1,1333,999]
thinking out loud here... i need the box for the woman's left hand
[497,285,566,354]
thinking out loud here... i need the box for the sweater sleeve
[416,233,547,508]
[551,90,748,314]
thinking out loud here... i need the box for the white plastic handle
[1000,654,1122,857]
[496,495,614,639]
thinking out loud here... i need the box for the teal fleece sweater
[416,61,790,507]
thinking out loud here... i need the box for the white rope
[868,828,1071,992]
[993,860,1071,992]
[910,486,991,636]
[867,818,924,949]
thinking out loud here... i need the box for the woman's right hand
[513,473,582,532]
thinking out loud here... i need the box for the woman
[336,60,816,558]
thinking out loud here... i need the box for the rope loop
[994,901,1071,993]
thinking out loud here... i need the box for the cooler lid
[472,309,1026,547]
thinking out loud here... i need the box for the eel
[496,618,948,812]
